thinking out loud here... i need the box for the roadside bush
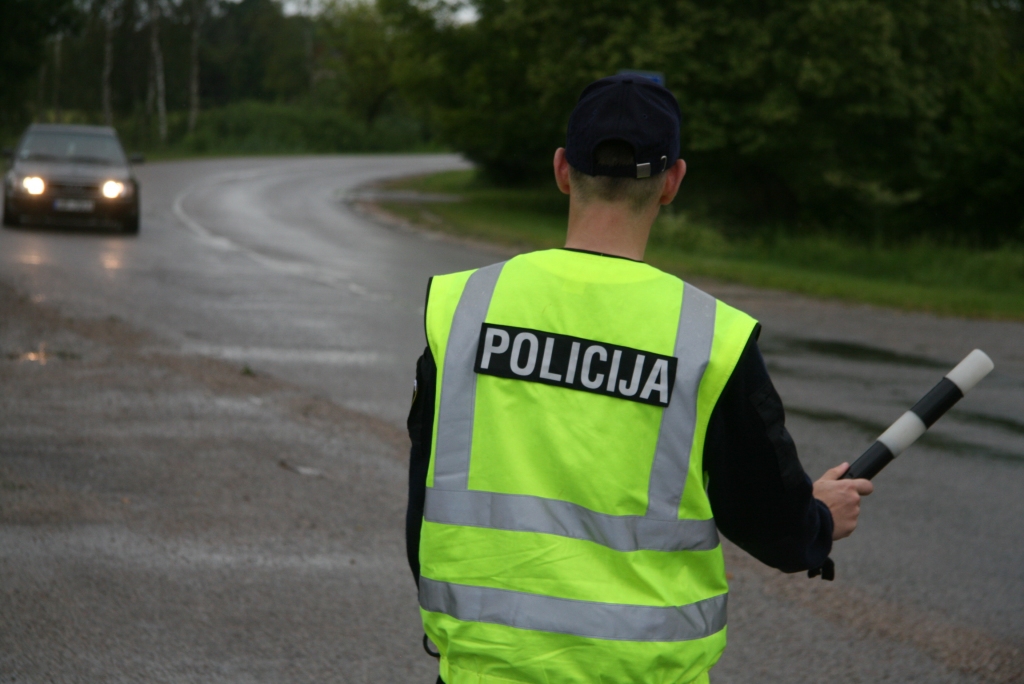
[178,101,429,154]
[106,101,435,156]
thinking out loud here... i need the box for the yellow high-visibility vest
[420,249,757,684]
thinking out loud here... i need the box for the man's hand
[814,463,874,540]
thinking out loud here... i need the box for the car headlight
[102,180,126,199]
[22,176,45,195]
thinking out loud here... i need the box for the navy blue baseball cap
[565,74,681,179]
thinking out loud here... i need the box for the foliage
[4,0,1022,246]
[0,0,80,140]
[384,0,1024,244]
[202,0,312,106]
[172,100,429,153]
[43,101,432,155]
[9,0,431,151]
[10,0,427,154]
[381,0,568,184]
[923,57,1024,243]
[316,0,399,126]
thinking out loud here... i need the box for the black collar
[560,247,643,263]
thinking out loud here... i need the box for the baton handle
[842,349,994,480]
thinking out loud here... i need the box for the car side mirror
[129,153,145,164]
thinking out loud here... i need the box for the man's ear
[554,148,572,195]
[659,159,687,205]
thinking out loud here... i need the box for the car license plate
[53,198,95,213]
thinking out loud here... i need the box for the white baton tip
[877,411,927,457]
[945,349,995,394]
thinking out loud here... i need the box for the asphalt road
[1,155,1022,683]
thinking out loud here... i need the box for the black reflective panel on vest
[474,323,678,407]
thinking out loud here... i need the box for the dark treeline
[1,0,426,154]
[382,0,1024,243]
[3,0,1022,242]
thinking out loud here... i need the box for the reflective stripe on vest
[425,260,720,553]
[432,262,506,491]
[420,577,728,642]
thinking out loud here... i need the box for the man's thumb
[821,462,850,481]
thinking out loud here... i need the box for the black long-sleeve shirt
[406,300,833,583]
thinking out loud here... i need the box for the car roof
[26,123,118,136]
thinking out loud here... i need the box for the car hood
[13,160,133,183]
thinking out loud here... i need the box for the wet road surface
[1,155,1022,682]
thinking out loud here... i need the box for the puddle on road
[4,343,82,364]
[179,343,390,367]
[788,407,888,435]
[956,410,1024,437]
[788,407,1024,464]
[8,342,48,365]
[763,336,949,369]
[762,360,879,384]
[279,459,328,479]
[760,337,1023,464]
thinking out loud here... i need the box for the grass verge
[378,170,1024,319]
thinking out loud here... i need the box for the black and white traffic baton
[842,349,995,481]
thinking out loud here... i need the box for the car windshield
[18,131,126,165]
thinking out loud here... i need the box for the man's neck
[563,196,658,262]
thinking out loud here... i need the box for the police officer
[406,74,873,684]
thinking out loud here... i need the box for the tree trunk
[53,33,62,120]
[149,0,167,144]
[146,49,154,119]
[37,64,47,119]
[305,21,314,95]
[188,0,203,134]
[102,0,116,127]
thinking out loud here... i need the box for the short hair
[568,140,665,213]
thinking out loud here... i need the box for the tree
[148,0,168,143]
[101,0,120,126]
[52,33,64,119]
[201,0,310,105]
[187,0,211,133]
[0,0,79,136]
[318,0,397,127]
[924,1,1024,240]
[385,0,1022,241]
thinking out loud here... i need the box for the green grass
[382,171,569,248]
[380,170,1024,319]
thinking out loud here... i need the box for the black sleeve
[705,328,834,573]
[406,346,436,584]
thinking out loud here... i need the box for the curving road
[3,155,490,424]
[1,155,1022,682]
